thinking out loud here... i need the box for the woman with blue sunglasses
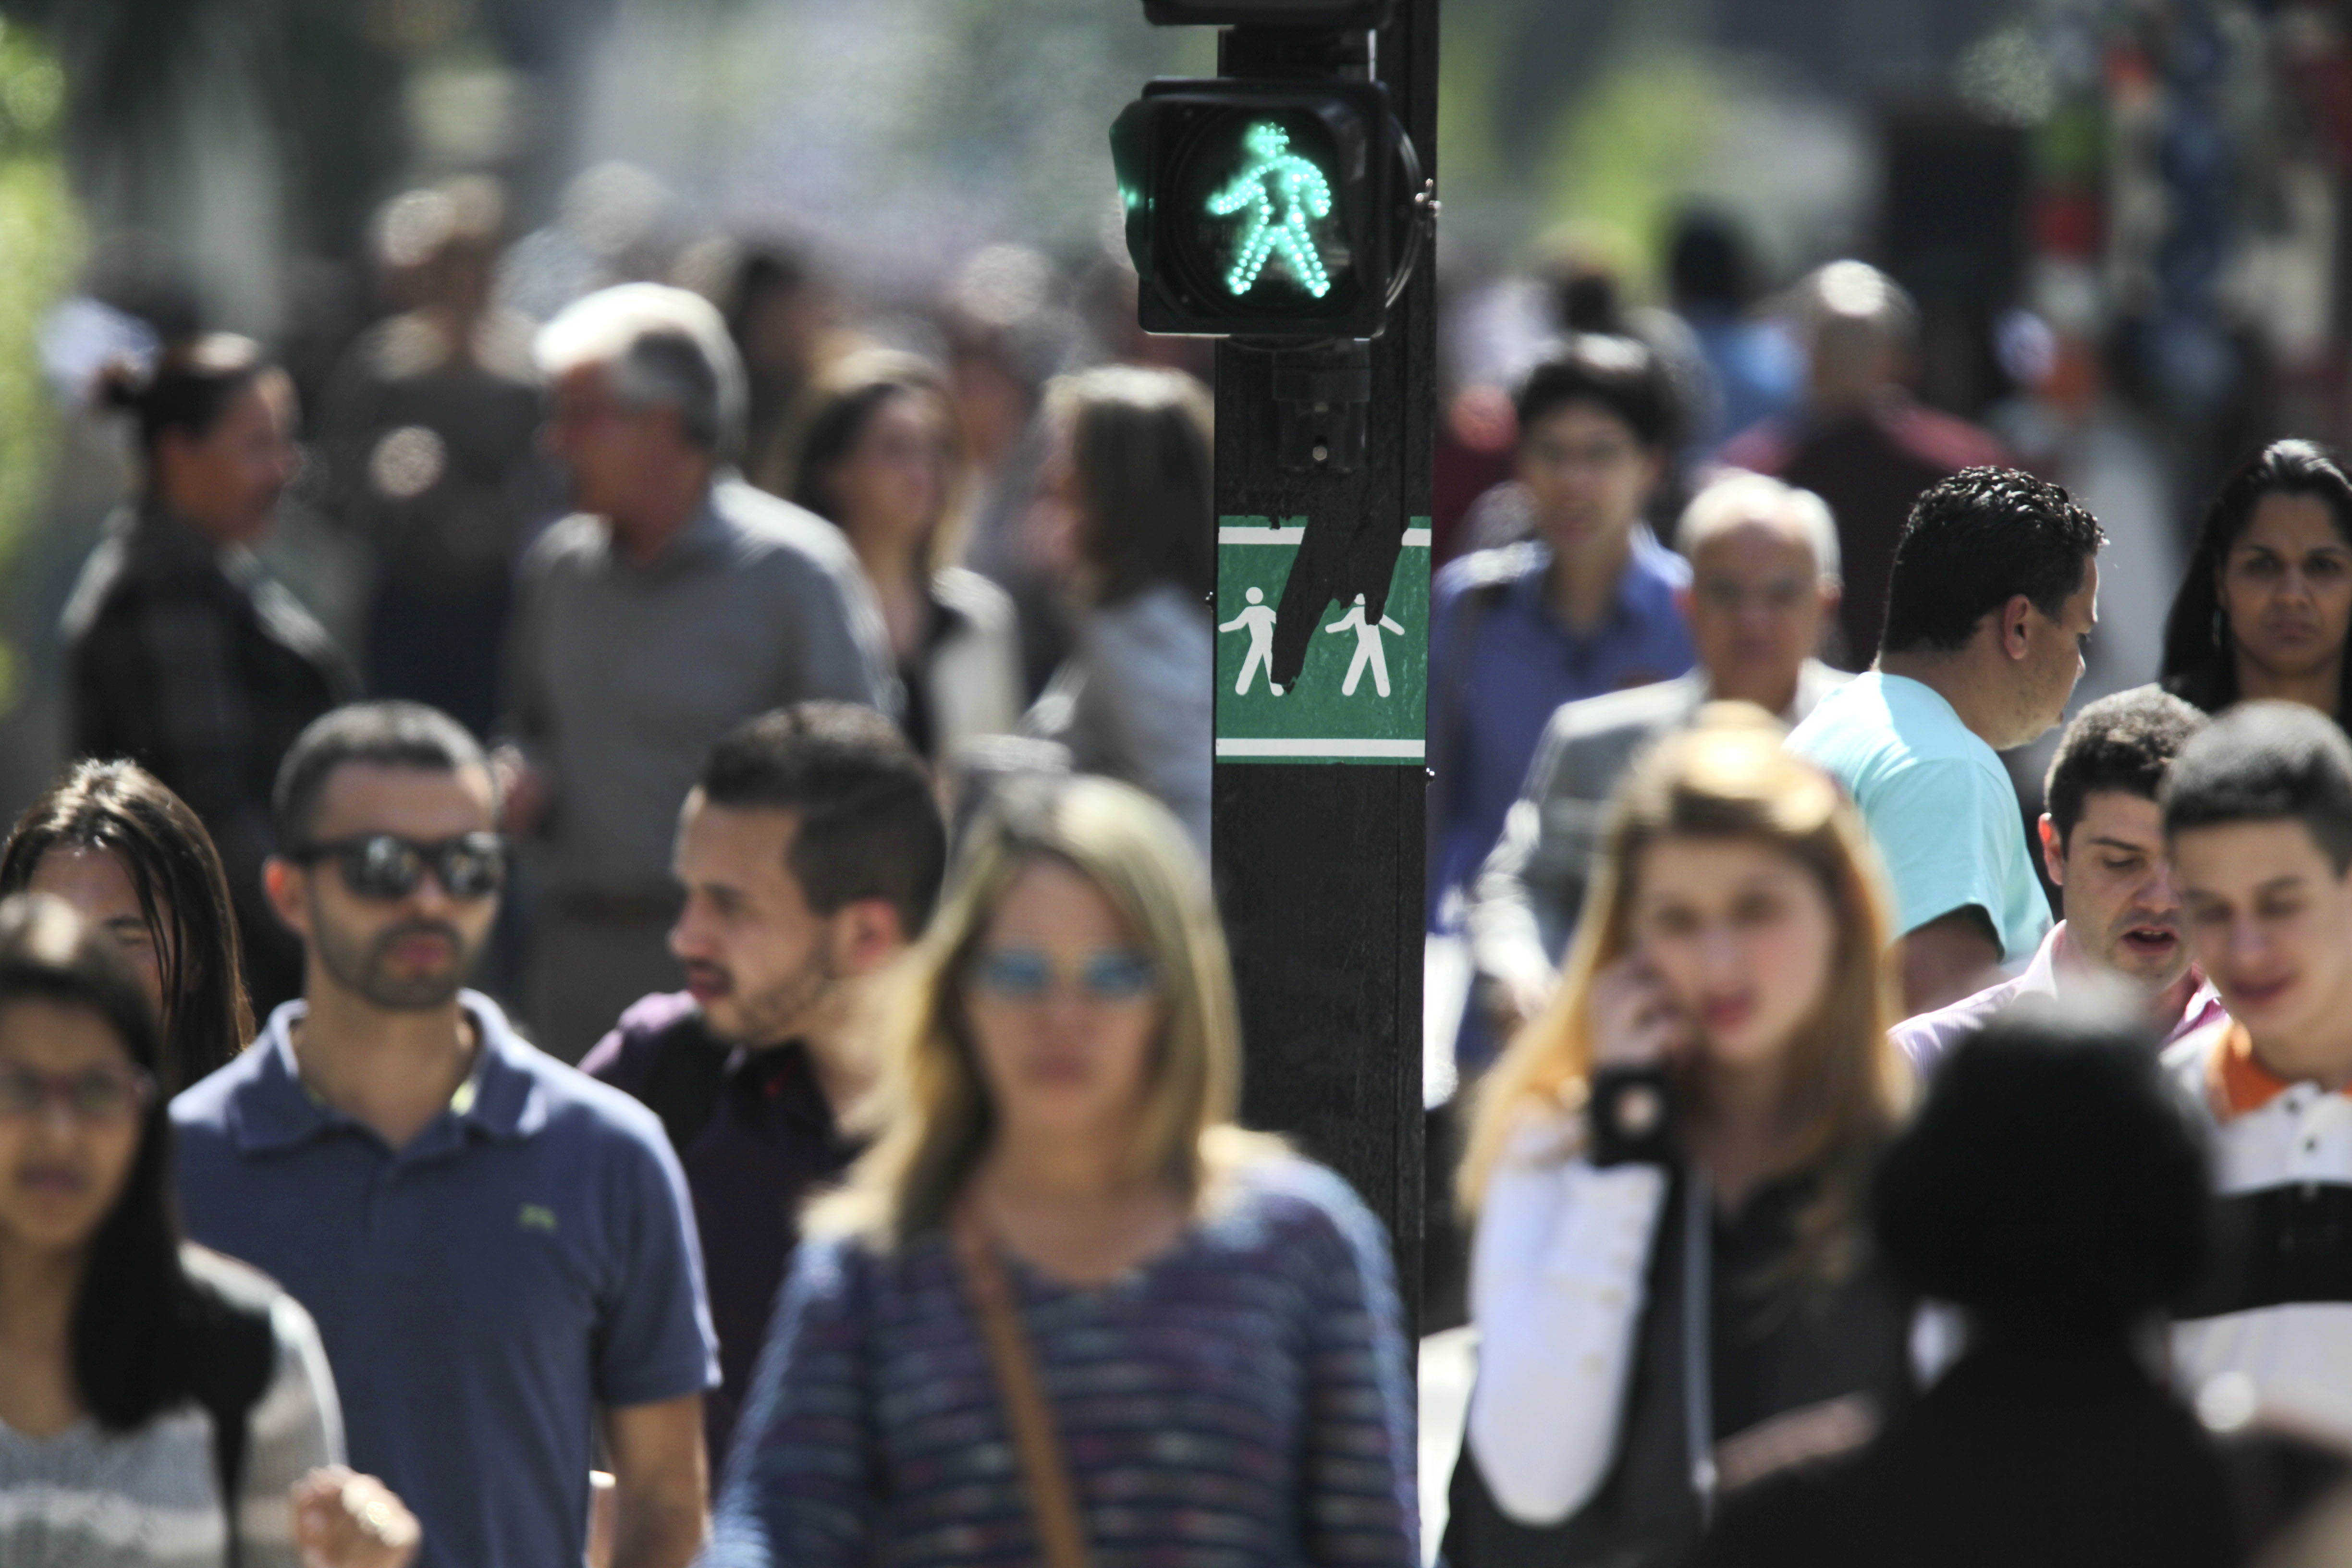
[706,774,1417,1568]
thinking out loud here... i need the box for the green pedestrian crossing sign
[1214,517,1430,763]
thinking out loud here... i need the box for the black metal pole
[1211,0,1436,1318]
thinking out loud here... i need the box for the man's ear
[830,898,908,979]
[2037,814,2066,886]
[2001,594,2035,661]
[262,857,311,940]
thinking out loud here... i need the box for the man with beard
[171,702,719,1568]
[1894,687,2226,1071]
[581,702,945,1473]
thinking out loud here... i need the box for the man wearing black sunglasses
[582,702,945,1476]
[171,701,719,1568]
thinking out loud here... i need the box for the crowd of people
[17,166,2352,1568]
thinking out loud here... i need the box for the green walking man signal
[1210,122,1335,300]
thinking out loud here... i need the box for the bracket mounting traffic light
[1112,77,1423,339]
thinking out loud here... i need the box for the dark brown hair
[0,760,253,1090]
[96,334,275,466]
[1046,366,1214,606]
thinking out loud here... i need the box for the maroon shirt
[580,992,857,1474]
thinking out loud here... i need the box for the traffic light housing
[1142,0,1393,22]
[1112,78,1410,338]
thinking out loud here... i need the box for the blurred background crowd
[13,0,2352,1562]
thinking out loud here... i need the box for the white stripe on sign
[1216,738,1427,759]
[1217,527,1433,547]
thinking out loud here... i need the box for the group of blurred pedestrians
[24,162,2352,1568]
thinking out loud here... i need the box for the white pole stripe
[1215,738,1426,759]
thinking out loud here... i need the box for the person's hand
[1486,969,1555,1039]
[490,744,551,840]
[292,1467,420,1568]
[1587,956,1690,1069]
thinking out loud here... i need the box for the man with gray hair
[502,282,895,1060]
[1462,471,1850,1049]
[1721,260,2006,665]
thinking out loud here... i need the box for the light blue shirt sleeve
[1861,757,2050,961]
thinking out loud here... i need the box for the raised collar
[2205,1021,2352,1122]
[227,989,547,1157]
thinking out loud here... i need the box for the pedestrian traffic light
[1143,0,1393,23]
[1112,78,1421,338]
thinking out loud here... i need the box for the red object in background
[1432,384,1517,563]
[2032,189,2103,259]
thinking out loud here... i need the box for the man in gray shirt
[1463,473,1850,1056]
[502,283,895,1059]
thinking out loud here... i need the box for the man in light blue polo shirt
[174,701,718,1568]
[1789,467,2103,1014]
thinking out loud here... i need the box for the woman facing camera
[1,760,254,1092]
[1445,709,1914,1568]
[706,776,1416,1567]
[0,894,416,1568]
[2160,439,2352,727]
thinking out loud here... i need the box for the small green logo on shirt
[518,1203,559,1234]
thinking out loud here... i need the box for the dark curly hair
[2042,688,2208,853]
[2159,439,2352,723]
[1514,333,1678,452]
[1878,467,2106,657]
[1871,1000,2208,1336]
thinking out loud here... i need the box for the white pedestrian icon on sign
[1219,585,1285,695]
[1325,593,1404,697]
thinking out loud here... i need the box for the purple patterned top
[705,1154,1419,1567]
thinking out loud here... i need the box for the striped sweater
[707,1154,1418,1567]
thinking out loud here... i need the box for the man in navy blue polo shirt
[173,701,719,1568]
[582,702,945,1475]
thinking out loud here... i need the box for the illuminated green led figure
[1207,122,1334,300]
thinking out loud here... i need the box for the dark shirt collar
[723,1035,840,1139]
[228,989,547,1158]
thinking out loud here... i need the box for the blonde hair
[812,774,1276,1245]
[1458,706,1910,1285]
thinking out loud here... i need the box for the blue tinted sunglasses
[970,947,1157,1004]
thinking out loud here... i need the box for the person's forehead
[308,761,494,842]
[1692,516,1813,576]
[677,796,803,885]
[2172,816,2337,882]
[2072,788,2164,842]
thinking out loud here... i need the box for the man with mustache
[171,702,719,1568]
[583,702,945,1475]
[1895,688,2223,1072]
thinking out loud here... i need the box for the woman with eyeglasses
[705,775,1417,1568]
[0,893,419,1567]
[1443,710,1914,1568]
[1,760,255,1093]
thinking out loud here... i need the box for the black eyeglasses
[289,833,509,902]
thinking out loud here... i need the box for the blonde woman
[1445,710,1915,1568]
[705,776,1416,1568]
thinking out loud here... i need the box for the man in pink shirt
[1894,687,2225,1072]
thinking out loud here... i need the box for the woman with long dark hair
[2159,439,2352,725]
[0,893,416,1567]
[1446,709,1914,1568]
[0,760,252,1092]
[790,350,1024,762]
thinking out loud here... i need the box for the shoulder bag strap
[951,1208,1092,1568]
[1682,1170,1718,1525]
